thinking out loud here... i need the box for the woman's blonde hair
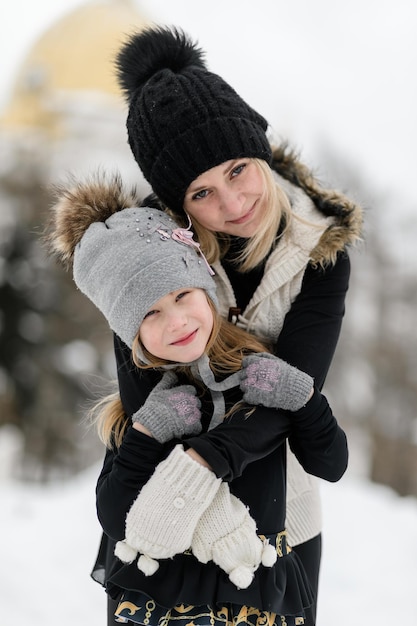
[189,159,293,272]
[90,295,269,449]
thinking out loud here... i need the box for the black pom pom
[116,26,206,100]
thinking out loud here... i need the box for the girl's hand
[114,445,220,573]
[239,353,313,411]
[132,371,202,443]
[191,482,276,589]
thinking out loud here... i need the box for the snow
[1,2,417,623]
[1,436,416,625]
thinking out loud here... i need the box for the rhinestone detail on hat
[134,212,215,275]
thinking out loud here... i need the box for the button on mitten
[115,445,221,574]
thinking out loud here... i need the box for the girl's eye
[143,309,157,320]
[192,189,209,201]
[176,291,190,301]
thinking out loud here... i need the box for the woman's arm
[287,389,348,481]
[113,251,349,422]
[275,251,350,389]
[107,252,349,536]
[96,386,346,540]
[184,389,347,483]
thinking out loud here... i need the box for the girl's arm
[114,333,162,414]
[105,253,349,539]
[275,251,350,389]
[96,387,347,541]
[96,369,203,541]
[95,426,169,541]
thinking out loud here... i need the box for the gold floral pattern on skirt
[114,597,304,626]
[114,532,305,626]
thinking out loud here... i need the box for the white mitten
[115,445,221,575]
[191,483,277,589]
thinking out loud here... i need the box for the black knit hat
[116,27,272,215]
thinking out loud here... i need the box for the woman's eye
[231,163,247,177]
[192,189,209,201]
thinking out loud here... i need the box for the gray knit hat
[116,27,272,215]
[73,206,217,349]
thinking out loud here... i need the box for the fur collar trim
[271,144,363,267]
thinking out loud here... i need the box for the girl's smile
[170,329,199,346]
[139,288,214,363]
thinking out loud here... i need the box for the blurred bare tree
[320,145,417,497]
[0,145,110,481]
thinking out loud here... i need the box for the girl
[111,26,363,623]
[48,187,348,626]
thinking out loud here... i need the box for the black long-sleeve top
[93,250,350,612]
[96,386,347,542]
[97,376,347,613]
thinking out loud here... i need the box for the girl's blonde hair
[90,295,269,449]
[190,159,293,272]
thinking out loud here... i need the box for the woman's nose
[219,187,244,216]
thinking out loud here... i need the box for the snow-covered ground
[1,427,417,626]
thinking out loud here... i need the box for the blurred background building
[0,0,416,495]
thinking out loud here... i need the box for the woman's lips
[228,204,255,225]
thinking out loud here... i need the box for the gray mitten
[191,483,277,589]
[114,445,221,575]
[240,352,313,411]
[132,371,202,443]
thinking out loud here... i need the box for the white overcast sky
[1,0,416,209]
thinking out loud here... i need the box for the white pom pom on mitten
[191,483,277,589]
[137,554,159,576]
[114,539,137,564]
[261,539,278,567]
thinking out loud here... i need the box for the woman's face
[183,159,266,237]
[139,288,214,363]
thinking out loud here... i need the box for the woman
[48,195,347,626]
[96,26,362,624]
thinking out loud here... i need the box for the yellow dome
[1,0,150,129]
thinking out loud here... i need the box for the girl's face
[183,159,266,237]
[139,288,214,363]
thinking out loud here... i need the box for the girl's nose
[166,312,186,331]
